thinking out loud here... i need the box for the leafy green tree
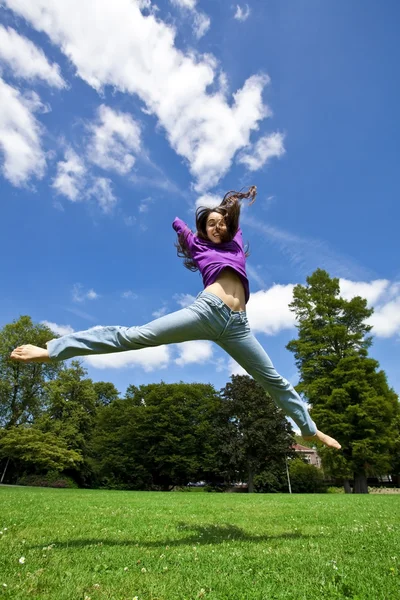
[390,414,400,486]
[37,361,98,484]
[0,316,61,428]
[91,396,152,489]
[218,375,296,493]
[0,427,82,482]
[92,382,222,490]
[287,269,400,493]
[93,381,120,406]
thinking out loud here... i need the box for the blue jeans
[47,291,317,436]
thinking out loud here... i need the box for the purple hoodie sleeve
[172,217,195,252]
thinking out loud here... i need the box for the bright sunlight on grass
[0,486,399,599]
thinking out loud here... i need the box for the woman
[10,186,340,449]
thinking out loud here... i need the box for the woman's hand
[221,185,257,208]
[247,185,257,205]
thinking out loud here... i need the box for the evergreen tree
[287,269,400,493]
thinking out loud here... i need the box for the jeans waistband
[196,291,247,316]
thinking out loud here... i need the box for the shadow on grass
[31,522,313,550]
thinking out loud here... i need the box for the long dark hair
[176,186,257,272]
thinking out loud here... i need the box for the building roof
[293,443,317,453]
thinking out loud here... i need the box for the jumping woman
[11,186,341,449]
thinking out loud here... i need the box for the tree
[37,361,98,485]
[218,375,296,493]
[390,414,400,487]
[91,382,222,490]
[93,381,120,406]
[91,396,152,489]
[287,269,400,493]
[0,316,61,428]
[0,427,82,482]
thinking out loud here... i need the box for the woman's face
[206,212,227,243]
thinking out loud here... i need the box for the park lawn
[0,486,399,600]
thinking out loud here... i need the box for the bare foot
[303,430,341,450]
[10,344,50,363]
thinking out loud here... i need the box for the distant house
[293,443,322,468]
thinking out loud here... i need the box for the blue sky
[1,0,399,419]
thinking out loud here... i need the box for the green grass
[0,486,399,600]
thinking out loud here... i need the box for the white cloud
[246,263,267,289]
[122,290,138,299]
[86,289,99,300]
[170,0,210,39]
[3,0,271,191]
[228,357,247,376]
[87,177,117,213]
[64,306,97,322]
[247,284,296,335]
[246,278,400,340]
[87,104,141,175]
[72,284,100,303]
[0,25,65,88]
[138,196,153,213]
[192,12,210,39]
[85,345,170,371]
[52,147,86,201]
[215,357,227,372]
[234,4,251,22]
[152,306,168,318]
[243,215,367,280]
[238,132,285,171]
[339,279,388,305]
[174,293,196,307]
[340,278,400,337]
[0,77,46,185]
[41,320,74,336]
[52,147,117,212]
[124,215,137,227]
[175,340,213,365]
[368,295,400,338]
[137,0,157,12]
[195,193,221,210]
[53,106,139,207]
[171,0,196,8]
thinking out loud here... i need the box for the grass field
[0,486,399,600]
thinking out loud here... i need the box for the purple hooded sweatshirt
[172,217,250,304]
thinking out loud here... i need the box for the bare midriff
[204,267,246,312]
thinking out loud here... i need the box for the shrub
[17,471,78,489]
[204,484,226,493]
[289,459,326,493]
[254,469,287,493]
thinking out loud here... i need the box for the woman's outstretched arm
[172,217,195,251]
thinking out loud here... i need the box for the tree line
[1,269,399,494]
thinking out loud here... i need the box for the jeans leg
[47,299,223,361]
[217,324,317,437]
